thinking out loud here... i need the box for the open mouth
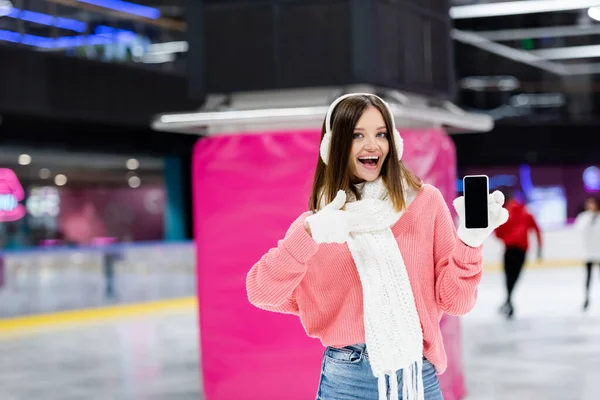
[358,156,379,169]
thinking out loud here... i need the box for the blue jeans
[316,344,444,400]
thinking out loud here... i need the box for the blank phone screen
[464,176,489,229]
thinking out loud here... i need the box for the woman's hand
[305,191,349,244]
[453,190,509,248]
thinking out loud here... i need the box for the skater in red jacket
[494,190,542,318]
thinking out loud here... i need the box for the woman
[246,93,508,400]
[574,197,600,311]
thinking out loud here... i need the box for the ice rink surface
[462,265,600,400]
[2,265,599,400]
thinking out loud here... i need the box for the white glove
[453,190,509,248]
[305,190,349,244]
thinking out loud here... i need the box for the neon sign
[0,28,137,49]
[26,186,60,218]
[0,168,26,222]
[78,0,160,20]
[5,8,87,32]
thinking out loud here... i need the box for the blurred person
[574,197,600,311]
[97,237,120,300]
[3,222,21,249]
[103,250,116,299]
[494,190,542,319]
[246,93,508,400]
[0,252,4,289]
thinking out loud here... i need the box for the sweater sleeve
[246,212,319,314]
[431,189,483,316]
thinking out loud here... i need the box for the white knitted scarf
[332,178,424,400]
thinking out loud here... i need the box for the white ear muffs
[319,93,404,165]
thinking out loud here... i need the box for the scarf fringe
[378,360,424,400]
[390,371,399,400]
[378,375,387,400]
[402,360,425,400]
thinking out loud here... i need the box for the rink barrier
[482,258,584,272]
[0,241,196,318]
[0,232,587,328]
[481,224,589,267]
[0,296,196,337]
[0,251,581,333]
[0,239,194,256]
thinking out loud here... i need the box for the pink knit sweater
[246,184,482,374]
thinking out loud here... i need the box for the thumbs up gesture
[305,191,350,244]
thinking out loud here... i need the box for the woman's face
[347,106,390,182]
[586,198,598,212]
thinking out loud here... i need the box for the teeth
[359,156,379,160]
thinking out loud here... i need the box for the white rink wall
[0,242,196,317]
[482,224,585,268]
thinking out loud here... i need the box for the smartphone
[463,175,489,229]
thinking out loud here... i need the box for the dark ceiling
[450,1,600,124]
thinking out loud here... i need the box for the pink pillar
[193,128,465,399]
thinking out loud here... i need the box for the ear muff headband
[320,93,404,165]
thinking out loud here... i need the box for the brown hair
[309,94,422,212]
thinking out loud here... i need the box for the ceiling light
[531,43,600,60]
[126,158,139,170]
[450,0,600,19]
[158,106,332,125]
[473,24,600,42]
[588,6,600,21]
[147,41,188,55]
[131,44,145,58]
[459,76,520,91]
[128,176,141,188]
[0,0,13,17]
[39,168,51,179]
[139,52,176,64]
[18,154,31,165]
[154,100,494,135]
[566,62,600,74]
[54,174,67,186]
